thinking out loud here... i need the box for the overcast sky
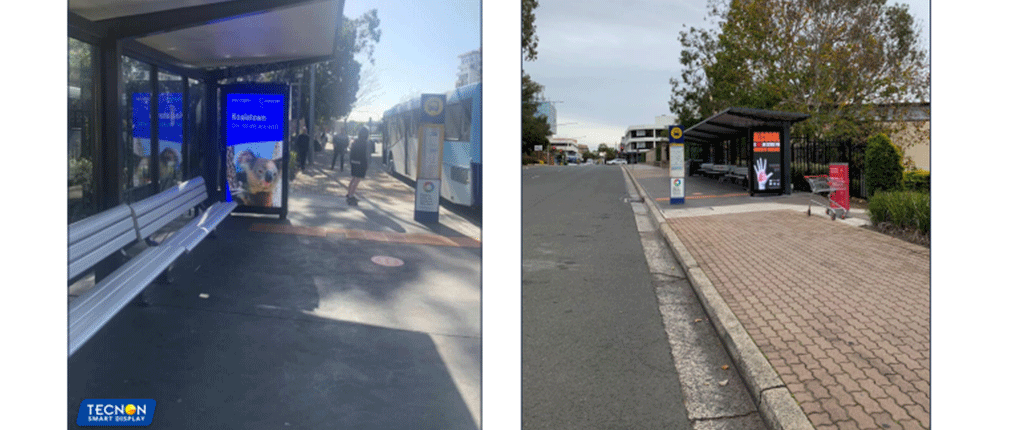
[343,0,481,123]
[522,0,931,148]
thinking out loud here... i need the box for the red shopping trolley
[804,175,847,220]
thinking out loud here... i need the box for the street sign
[415,94,445,223]
[668,125,685,204]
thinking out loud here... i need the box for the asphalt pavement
[523,165,692,429]
[523,164,769,429]
[68,145,482,429]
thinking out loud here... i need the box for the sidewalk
[625,164,929,430]
[68,142,482,429]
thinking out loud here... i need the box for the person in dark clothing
[331,132,349,170]
[295,127,311,172]
[346,126,370,205]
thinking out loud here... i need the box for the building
[873,103,930,170]
[535,101,557,135]
[621,115,674,165]
[456,49,481,88]
[548,137,580,163]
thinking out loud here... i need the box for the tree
[865,132,903,196]
[252,10,381,132]
[669,0,929,140]
[315,10,381,128]
[522,0,552,154]
[522,72,552,154]
[522,0,540,61]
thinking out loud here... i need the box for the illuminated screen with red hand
[752,131,782,191]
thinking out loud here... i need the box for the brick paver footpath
[666,210,929,430]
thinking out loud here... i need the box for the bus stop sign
[668,125,685,204]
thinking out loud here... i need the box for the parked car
[607,158,627,165]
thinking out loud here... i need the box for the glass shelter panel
[187,78,206,181]
[122,56,151,199]
[157,70,184,190]
[68,38,98,223]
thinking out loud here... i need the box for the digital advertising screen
[751,129,783,193]
[222,85,289,215]
[131,92,183,188]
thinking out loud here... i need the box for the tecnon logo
[76,399,155,427]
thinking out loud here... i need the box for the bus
[382,82,482,208]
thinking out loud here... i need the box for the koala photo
[133,145,182,189]
[233,148,282,207]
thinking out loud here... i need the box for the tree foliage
[522,0,540,61]
[252,10,381,131]
[522,72,552,154]
[522,0,551,154]
[865,132,904,196]
[669,0,929,139]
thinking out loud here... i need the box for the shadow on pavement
[68,191,479,429]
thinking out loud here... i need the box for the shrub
[69,157,93,188]
[868,191,930,233]
[522,153,545,165]
[903,169,930,192]
[865,133,903,197]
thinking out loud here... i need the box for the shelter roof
[684,107,810,145]
[70,0,344,76]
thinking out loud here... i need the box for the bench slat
[68,205,133,245]
[68,206,138,281]
[129,178,205,216]
[133,183,204,228]
[68,227,137,281]
[161,222,209,253]
[68,243,185,356]
[162,201,237,252]
[135,191,206,239]
[200,202,237,229]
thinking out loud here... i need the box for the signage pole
[668,125,686,204]
[414,94,445,224]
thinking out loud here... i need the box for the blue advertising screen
[131,92,183,188]
[224,92,287,208]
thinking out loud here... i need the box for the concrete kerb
[621,166,814,430]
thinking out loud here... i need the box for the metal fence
[791,137,867,198]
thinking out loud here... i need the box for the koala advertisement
[131,92,183,190]
[223,88,288,213]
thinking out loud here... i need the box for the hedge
[868,190,930,233]
[903,169,930,192]
[865,133,903,197]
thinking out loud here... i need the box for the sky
[342,0,481,123]
[522,0,931,149]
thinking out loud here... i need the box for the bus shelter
[68,0,347,223]
[684,107,809,195]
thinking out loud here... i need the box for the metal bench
[130,177,236,254]
[724,165,748,185]
[68,204,186,356]
[708,164,732,181]
[698,163,715,176]
[68,177,236,356]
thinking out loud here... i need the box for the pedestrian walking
[295,127,311,172]
[331,130,349,170]
[346,126,370,205]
